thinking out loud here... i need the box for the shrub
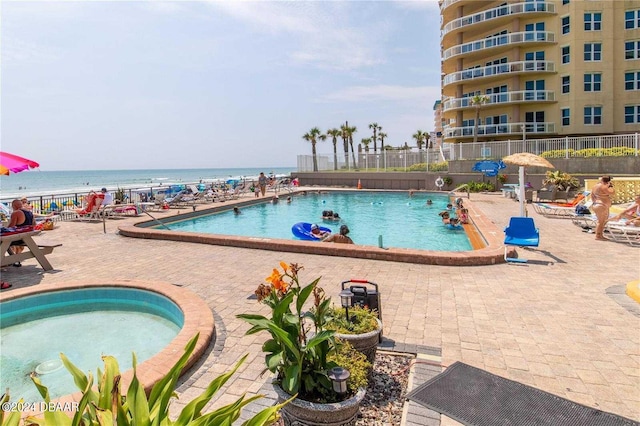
[543,170,580,190]
[327,341,370,394]
[325,306,379,335]
[466,181,495,192]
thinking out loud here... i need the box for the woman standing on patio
[591,175,615,241]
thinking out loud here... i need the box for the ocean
[0,167,295,201]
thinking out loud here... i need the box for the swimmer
[310,224,329,239]
[287,196,292,204]
[409,190,415,198]
[233,207,241,215]
[426,199,433,205]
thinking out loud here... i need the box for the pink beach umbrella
[0,151,40,175]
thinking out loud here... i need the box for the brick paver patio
[1,191,638,423]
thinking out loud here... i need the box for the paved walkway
[2,192,639,423]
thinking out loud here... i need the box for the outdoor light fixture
[328,367,350,394]
[339,288,354,324]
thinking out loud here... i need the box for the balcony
[443,122,556,139]
[440,0,463,11]
[443,31,556,61]
[442,2,556,38]
[443,90,556,112]
[443,61,555,87]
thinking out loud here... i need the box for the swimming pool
[0,281,214,405]
[163,192,471,251]
[122,189,508,266]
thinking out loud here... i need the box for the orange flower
[266,268,282,285]
[279,261,289,272]
[272,277,289,293]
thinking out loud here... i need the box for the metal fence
[297,133,639,172]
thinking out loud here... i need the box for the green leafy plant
[465,181,495,192]
[327,342,370,394]
[496,173,507,184]
[442,176,453,186]
[540,147,638,158]
[114,187,127,204]
[1,334,288,426]
[237,262,368,404]
[325,306,379,335]
[543,170,579,190]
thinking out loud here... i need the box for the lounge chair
[503,217,540,263]
[605,223,640,247]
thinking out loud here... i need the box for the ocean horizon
[0,167,296,200]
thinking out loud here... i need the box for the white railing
[443,61,555,86]
[443,90,555,111]
[440,0,463,11]
[444,122,555,138]
[447,133,640,161]
[296,133,639,172]
[443,31,555,60]
[442,2,555,36]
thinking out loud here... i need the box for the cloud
[392,0,440,10]
[323,85,440,103]
[207,2,386,70]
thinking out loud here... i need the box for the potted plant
[543,170,579,191]
[237,262,370,426]
[325,305,382,365]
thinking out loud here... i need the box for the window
[525,79,545,100]
[525,22,545,41]
[584,43,602,61]
[584,73,602,91]
[584,12,602,31]
[562,16,570,34]
[625,105,640,123]
[626,10,640,29]
[562,76,570,93]
[562,0,569,4]
[561,108,570,126]
[562,46,570,64]
[525,111,545,132]
[584,106,602,125]
[626,41,640,60]
[625,71,640,90]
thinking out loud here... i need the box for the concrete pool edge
[0,280,214,413]
[119,194,510,266]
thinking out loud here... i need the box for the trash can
[341,280,382,342]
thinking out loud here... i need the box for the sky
[1,0,442,171]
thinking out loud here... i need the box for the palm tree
[369,123,380,153]
[361,137,372,152]
[348,126,357,168]
[302,127,322,172]
[340,124,350,169]
[326,128,341,171]
[470,94,490,143]
[412,130,425,151]
[378,131,387,150]
[425,132,432,149]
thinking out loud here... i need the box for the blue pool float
[446,223,463,230]
[291,222,332,240]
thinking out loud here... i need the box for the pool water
[166,192,472,251]
[0,288,182,402]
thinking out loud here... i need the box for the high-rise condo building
[439,0,640,143]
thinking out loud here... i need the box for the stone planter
[273,383,366,426]
[334,319,382,365]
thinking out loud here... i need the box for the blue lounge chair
[504,217,539,263]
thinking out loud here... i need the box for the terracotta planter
[334,319,382,364]
[273,383,366,426]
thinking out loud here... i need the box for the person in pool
[322,210,334,219]
[323,224,354,244]
[310,224,329,239]
[233,207,241,215]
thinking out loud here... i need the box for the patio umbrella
[502,153,554,217]
[0,151,40,175]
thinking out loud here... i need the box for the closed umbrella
[502,153,554,216]
[0,152,40,175]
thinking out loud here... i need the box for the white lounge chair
[605,223,640,247]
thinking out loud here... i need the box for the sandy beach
[1,190,639,424]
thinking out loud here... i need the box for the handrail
[443,31,555,60]
[143,210,172,230]
[450,184,470,199]
[443,60,555,86]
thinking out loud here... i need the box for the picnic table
[0,230,61,271]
